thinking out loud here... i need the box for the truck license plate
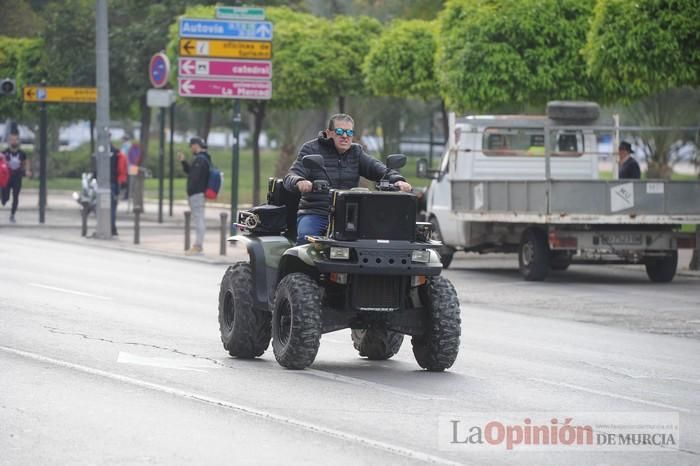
[600,233,643,245]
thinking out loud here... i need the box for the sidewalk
[0,189,248,265]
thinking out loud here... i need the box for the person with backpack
[178,137,211,255]
[2,133,31,223]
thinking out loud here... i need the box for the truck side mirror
[385,153,407,170]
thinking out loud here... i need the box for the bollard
[184,210,191,251]
[133,208,141,245]
[220,212,228,256]
[81,208,88,237]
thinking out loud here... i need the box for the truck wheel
[272,273,323,369]
[412,276,461,371]
[351,328,403,360]
[645,251,678,283]
[430,217,455,268]
[218,263,271,358]
[550,252,571,271]
[519,228,550,281]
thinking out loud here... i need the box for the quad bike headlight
[329,247,351,260]
[411,249,431,263]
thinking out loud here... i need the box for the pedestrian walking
[1,133,30,223]
[178,137,211,255]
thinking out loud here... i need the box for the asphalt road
[2,234,699,465]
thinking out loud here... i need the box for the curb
[4,228,246,266]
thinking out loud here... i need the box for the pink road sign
[178,78,271,100]
[178,58,272,80]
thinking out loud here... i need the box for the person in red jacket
[2,133,31,223]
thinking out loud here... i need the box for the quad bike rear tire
[351,328,403,360]
[411,276,461,371]
[218,262,271,358]
[272,273,323,369]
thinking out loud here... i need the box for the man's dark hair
[328,113,354,130]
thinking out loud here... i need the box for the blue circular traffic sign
[149,53,170,88]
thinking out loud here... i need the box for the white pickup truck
[418,101,700,282]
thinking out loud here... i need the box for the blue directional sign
[179,18,273,42]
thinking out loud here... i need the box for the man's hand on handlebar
[296,180,313,193]
[394,181,412,192]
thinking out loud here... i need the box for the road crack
[43,326,228,368]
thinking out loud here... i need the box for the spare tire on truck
[546,101,600,123]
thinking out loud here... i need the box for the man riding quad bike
[218,153,461,371]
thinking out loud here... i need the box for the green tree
[364,20,439,100]
[584,0,700,102]
[363,20,445,152]
[322,15,382,113]
[0,0,44,37]
[0,36,44,121]
[436,0,597,113]
[584,0,700,178]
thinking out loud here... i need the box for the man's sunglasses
[333,128,354,137]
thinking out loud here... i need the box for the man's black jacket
[283,132,406,216]
[181,151,211,196]
[619,156,641,179]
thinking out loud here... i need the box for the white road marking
[0,345,461,466]
[29,283,112,301]
[303,368,453,402]
[117,351,219,373]
[531,378,691,413]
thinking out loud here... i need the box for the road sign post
[39,102,47,224]
[216,6,265,20]
[23,86,97,103]
[169,103,175,217]
[179,38,271,59]
[232,100,241,235]
[23,85,98,225]
[179,18,273,41]
[149,52,170,89]
[158,107,165,223]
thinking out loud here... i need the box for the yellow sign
[179,38,271,60]
[24,86,97,103]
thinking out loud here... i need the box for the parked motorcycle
[72,172,97,236]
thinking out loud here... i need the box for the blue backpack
[197,154,223,200]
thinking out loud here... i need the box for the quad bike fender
[228,235,293,310]
[278,244,322,281]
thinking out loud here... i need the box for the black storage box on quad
[331,190,416,242]
[239,204,288,235]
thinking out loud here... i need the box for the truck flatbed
[451,179,700,224]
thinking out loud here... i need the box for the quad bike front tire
[411,276,461,371]
[218,262,271,358]
[351,328,403,360]
[272,273,323,369]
